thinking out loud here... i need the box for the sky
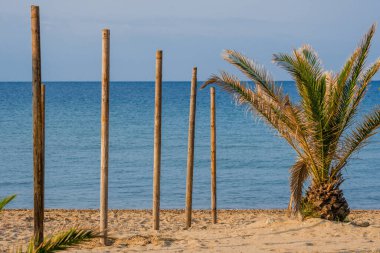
[1,0,380,81]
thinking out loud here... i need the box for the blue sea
[0,81,379,209]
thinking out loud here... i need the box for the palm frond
[336,48,360,89]
[289,158,309,214]
[350,23,376,82]
[323,72,336,106]
[352,58,380,109]
[300,45,323,71]
[340,58,380,133]
[324,49,359,143]
[273,47,328,179]
[0,194,16,211]
[28,228,96,253]
[332,107,380,176]
[331,24,376,137]
[201,72,307,157]
[325,27,379,177]
[325,47,360,132]
[202,70,321,181]
[221,49,284,103]
[273,48,326,129]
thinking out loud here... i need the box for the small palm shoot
[20,228,97,253]
[0,194,16,211]
[1,196,96,252]
[202,24,380,221]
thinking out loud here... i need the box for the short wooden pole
[31,5,44,246]
[210,87,217,224]
[100,29,110,245]
[185,67,197,228]
[153,50,163,230]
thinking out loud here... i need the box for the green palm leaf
[221,49,284,103]
[0,194,16,211]
[332,107,380,177]
[330,24,376,141]
[25,228,96,253]
[273,48,328,171]
[201,72,305,158]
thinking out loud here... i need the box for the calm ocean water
[0,81,379,209]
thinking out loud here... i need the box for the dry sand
[1,209,379,252]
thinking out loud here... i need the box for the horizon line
[2,80,380,83]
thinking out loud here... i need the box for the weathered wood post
[31,5,44,246]
[153,50,163,230]
[41,84,45,210]
[185,67,197,228]
[210,87,217,224]
[100,28,110,245]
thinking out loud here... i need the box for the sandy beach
[1,209,379,252]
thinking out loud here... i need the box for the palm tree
[201,24,380,221]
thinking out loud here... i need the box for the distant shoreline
[2,208,380,211]
[1,80,380,83]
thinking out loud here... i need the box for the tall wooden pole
[210,87,217,224]
[31,5,44,246]
[100,28,110,245]
[41,84,45,212]
[153,50,162,230]
[185,67,197,228]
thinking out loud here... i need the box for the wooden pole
[41,84,45,213]
[31,5,44,246]
[210,87,217,224]
[100,28,110,245]
[185,67,197,228]
[153,50,162,230]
